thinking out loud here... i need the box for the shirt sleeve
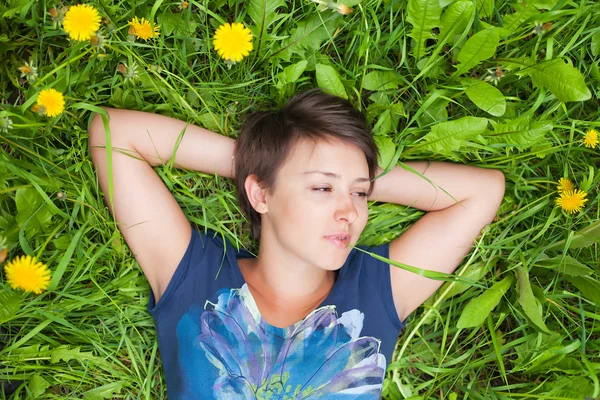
[146,228,237,315]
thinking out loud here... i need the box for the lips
[324,233,351,248]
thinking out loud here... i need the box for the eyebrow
[303,170,370,183]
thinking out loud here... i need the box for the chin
[318,255,349,271]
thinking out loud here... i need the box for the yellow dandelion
[63,4,101,41]
[557,177,575,194]
[129,17,160,40]
[583,129,599,149]
[36,88,65,117]
[4,255,51,294]
[556,189,588,214]
[213,22,253,62]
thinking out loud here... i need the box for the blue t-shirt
[147,228,406,399]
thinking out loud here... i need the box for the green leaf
[538,376,595,398]
[248,0,286,52]
[516,266,551,334]
[197,113,223,133]
[422,116,488,158]
[591,33,600,57]
[524,348,566,374]
[529,0,559,9]
[529,58,592,102]
[277,14,340,61]
[248,0,285,30]
[545,220,600,251]
[416,91,449,127]
[161,11,198,36]
[455,28,499,75]
[51,345,98,363]
[406,0,442,60]
[277,60,307,86]
[534,255,593,276]
[48,226,86,291]
[0,290,22,324]
[591,63,600,83]
[372,103,406,136]
[374,135,396,169]
[315,64,347,99]
[439,1,474,45]
[553,357,584,373]
[441,262,488,299]
[475,0,494,17]
[501,3,540,34]
[485,117,553,150]
[83,382,125,400]
[457,275,514,329]
[362,70,402,91]
[567,276,600,305]
[465,80,506,116]
[28,375,49,398]
[15,188,54,236]
[521,339,578,374]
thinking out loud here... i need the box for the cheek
[356,203,369,226]
[271,192,312,223]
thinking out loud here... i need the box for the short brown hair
[234,88,378,240]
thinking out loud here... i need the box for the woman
[88,88,505,399]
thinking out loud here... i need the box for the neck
[249,231,337,307]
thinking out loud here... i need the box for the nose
[334,194,359,224]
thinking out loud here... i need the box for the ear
[244,174,269,214]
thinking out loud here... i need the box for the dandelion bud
[337,4,353,15]
[0,235,6,264]
[18,65,32,75]
[117,63,127,74]
[90,34,99,45]
[48,7,59,18]
[0,117,12,133]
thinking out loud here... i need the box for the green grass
[1,0,600,398]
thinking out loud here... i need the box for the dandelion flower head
[213,22,253,62]
[556,189,588,214]
[4,255,51,294]
[63,4,101,41]
[129,17,160,40]
[583,129,599,149]
[557,177,575,194]
[36,88,65,117]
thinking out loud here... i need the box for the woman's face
[259,137,371,271]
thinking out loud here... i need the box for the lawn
[1,0,599,398]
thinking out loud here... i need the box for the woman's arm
[369,161,505,321]
[369,161,501,210]
[89,108,234,303]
